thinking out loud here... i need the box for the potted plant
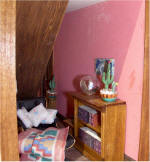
[47,76,56,98]
[100,61,118,102]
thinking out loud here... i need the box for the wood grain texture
[102,104,126,160]
[0,0,19,160]
[74,98,79,138]
[70,91,126,112]
[71,92,126,161]
[138,0,149,160]
[16,0,68,98]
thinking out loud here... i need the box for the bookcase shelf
[75,138,102,161]
[70,92,126,161]
[78,119,101,134]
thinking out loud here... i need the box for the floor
[65,147,88,161]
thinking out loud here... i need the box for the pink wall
[54,0,145,160]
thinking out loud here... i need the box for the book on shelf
[79,127,101,154]
[78,105,98,127]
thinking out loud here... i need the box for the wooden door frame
[138,0,149,161]
[0,0,19,160]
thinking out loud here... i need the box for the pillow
[18,128,42,154]
[41,109,58,124]
[28,103,48,127]
[19,127,69,161]
[17,107,33,128]
[32,127,69,161]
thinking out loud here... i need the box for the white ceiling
[66,0,107,12]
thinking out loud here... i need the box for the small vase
[100,88,117,102]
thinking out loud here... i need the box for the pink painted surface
[54,0,145,160]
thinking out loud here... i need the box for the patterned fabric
[19,128,42,154]
[20,153,51,161]
[32,127,69,161]
[19,127,69,161]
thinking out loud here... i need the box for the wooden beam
[138,0,149,161]
[0,0,19,160]
[16,0,68,98]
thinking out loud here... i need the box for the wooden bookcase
[70,92,126,161]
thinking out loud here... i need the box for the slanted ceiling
[16,1,68,98]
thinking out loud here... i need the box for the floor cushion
[19,127,69,161]
[19,128,42,154]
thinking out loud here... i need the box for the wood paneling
[16,1,68,98]
[0,0,19,160]
[138,0,149,160]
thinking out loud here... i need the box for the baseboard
[124,154,135,161]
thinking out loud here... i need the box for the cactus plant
[102,61,114,89]
[49,76,55,92]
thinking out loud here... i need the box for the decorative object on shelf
[47,76,56,98]
[100,89,117,102]
[49,76,55,92]
[112,81,118,92]
[80,75,100,96]
[100,61,118,102]
[46,76,56,108]
[95,58,115,76]
[102,60,114,89]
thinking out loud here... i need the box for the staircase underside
[16,0,68,99]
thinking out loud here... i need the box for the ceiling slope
[16,0,68,98]
[66,0,106,12]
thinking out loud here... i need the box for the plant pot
[47,90,56,98]
[100,89,117,102]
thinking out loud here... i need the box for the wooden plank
[74,98,79,138]
[0,0,19,160]
[138,0,149,160]
[78,119,101,134]
[101,112,105,159]
[16,0,68,98]
[69,92,126,112]
[102,104,126,161]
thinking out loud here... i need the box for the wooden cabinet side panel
[101,111,106,159]
[103,104,126,161]
[74,98,79,138]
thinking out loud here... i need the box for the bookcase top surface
[69,92,126,111]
